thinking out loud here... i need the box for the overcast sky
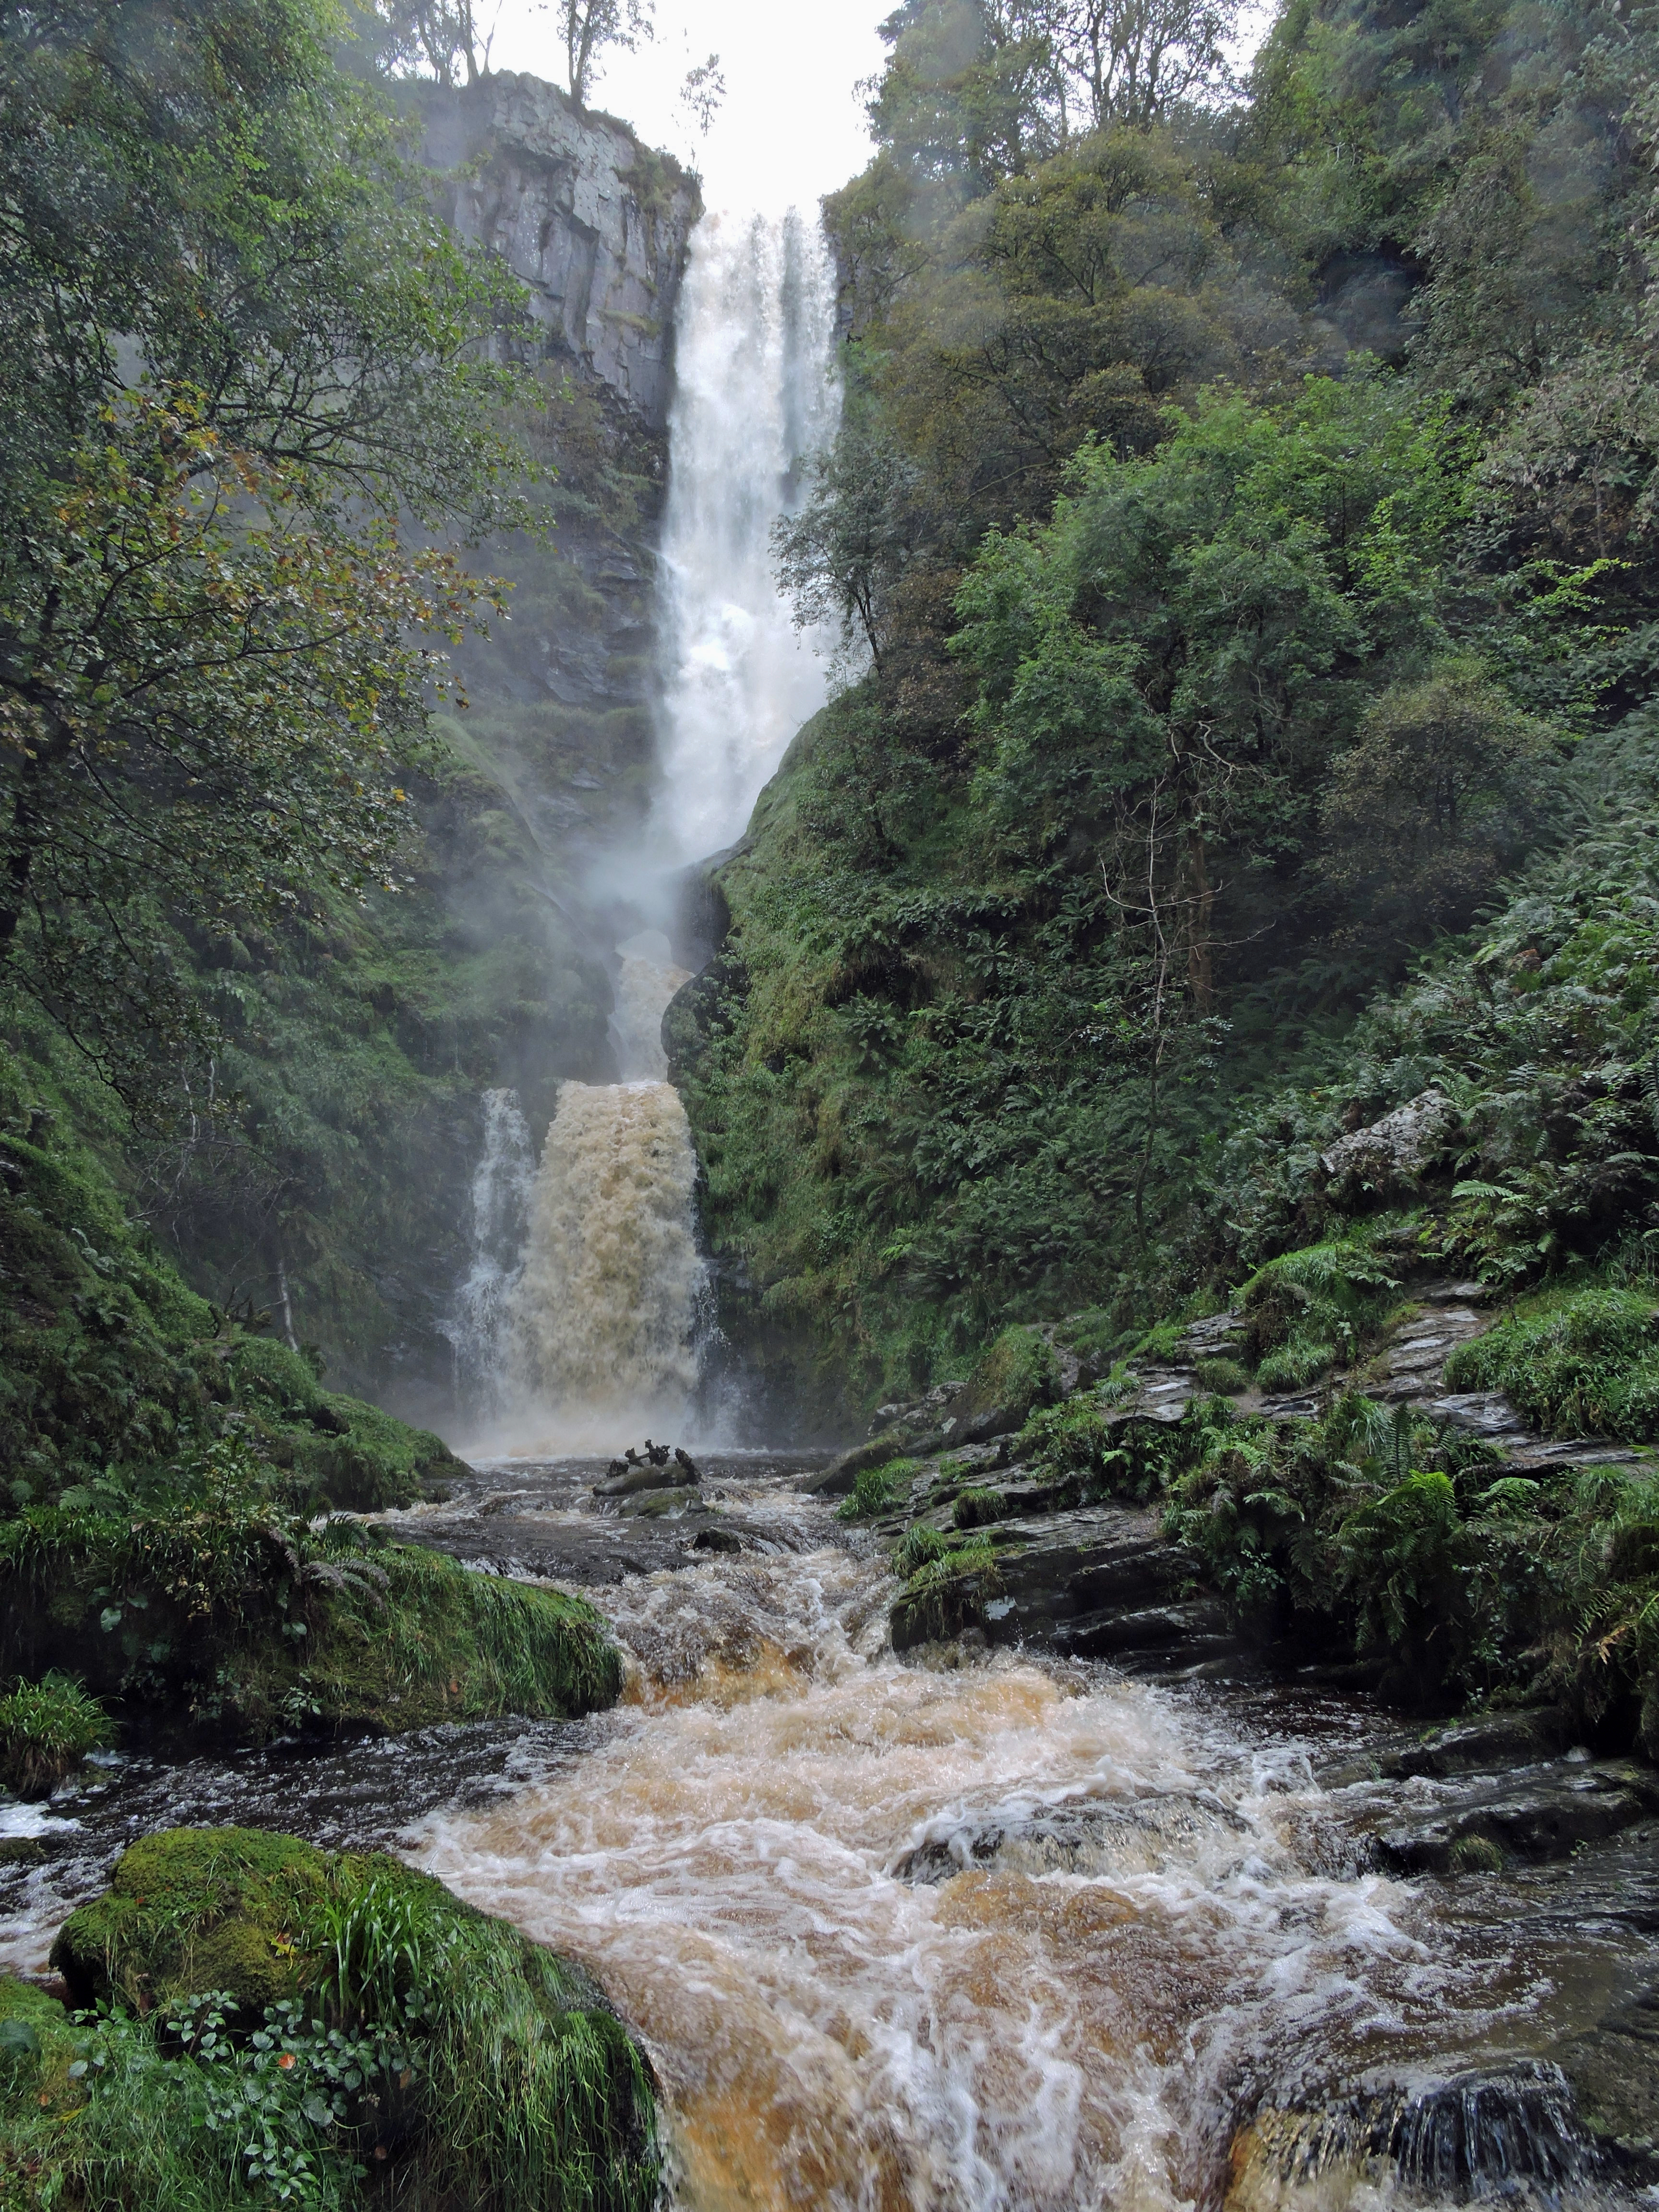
[485,2,889,214]
[483,3,1275,217]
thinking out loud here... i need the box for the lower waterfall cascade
[483,937,704,1453]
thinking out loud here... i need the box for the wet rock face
[894,1790,1249,1884]
[1373,1757,1659,1874]
[1231,2063,1609,2212]
[419,74,700,430]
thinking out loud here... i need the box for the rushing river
[8,1456,1656,2212]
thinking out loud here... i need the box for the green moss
[1443,1286,1659,1442]
[51,1827,329,2014]
[22,1830,660,2211]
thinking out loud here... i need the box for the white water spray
[649,206,841,864]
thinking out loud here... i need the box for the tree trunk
[1181,824,1214,1012]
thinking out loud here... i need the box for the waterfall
[455,210,839,1451]
[443,1088,536,1423]
[506,1077,705,1448]
[649,207,841,864]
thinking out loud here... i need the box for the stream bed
[4,1455,1659,2212]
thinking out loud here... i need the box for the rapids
[412,1503,1657,2212]
[7,1473,1656,2212]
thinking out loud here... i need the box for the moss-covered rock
[0,1507,622,1742]
[956,1326,1062,1441]
[15,1829,660,2211]
[51,1827,328,2014]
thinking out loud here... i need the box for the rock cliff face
[149,80,704,1423]
[419,73,700,432]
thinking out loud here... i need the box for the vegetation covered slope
[673,0,1659,1421]
[0,1033,620,1766]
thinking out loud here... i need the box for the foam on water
[412,1547,1577,2212]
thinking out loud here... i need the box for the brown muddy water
[4,1455,1658,2212]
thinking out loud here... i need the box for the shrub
[956,1327,1060,1432]
[1016,1394,1130,1493]
[0,1673,112,1799]
[1240,1236,1403,1370]
[1193,1357,1251,1395]
[835,1458,914,1521]
[953,1485,1010,1530]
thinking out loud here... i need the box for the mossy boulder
[27,1829,660,2211]
[955,1326,1062,1443]
[51,1827,331,2014]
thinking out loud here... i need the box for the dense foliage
[676,0,1659,1415]
[0,0,529,1102]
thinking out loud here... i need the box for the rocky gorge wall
[135,76,704,1425]
[421,72,697,434]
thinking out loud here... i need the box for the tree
[558,0,652,110]
[369,0,496,84]
[772,397,924,677]
[679,51,725,136]
[0,0,529,1105]
[1319,663,1561,955]
[1044,0,1239,128]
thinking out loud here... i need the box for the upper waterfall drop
[649,207,842,864]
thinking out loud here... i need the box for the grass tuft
[0,1672,112,1799]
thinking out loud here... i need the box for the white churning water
[415,1533,1608,2212]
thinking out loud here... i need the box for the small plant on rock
[954,1486,1010,1530]
[0,1674,112,1799]
[890,1524,951,1578]
[836,1458,914,1521]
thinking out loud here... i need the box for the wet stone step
[1374,1760,1659,1874]
[893,1790,1249,1884]
[1051,1598,1234,1661]
[1230,2062,1614,2212]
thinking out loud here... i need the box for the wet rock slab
[383,1452,834,1584]
[894,1789,1249,1884]
[1374,1756,1659,1874]
[891,1501,1242,1674]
